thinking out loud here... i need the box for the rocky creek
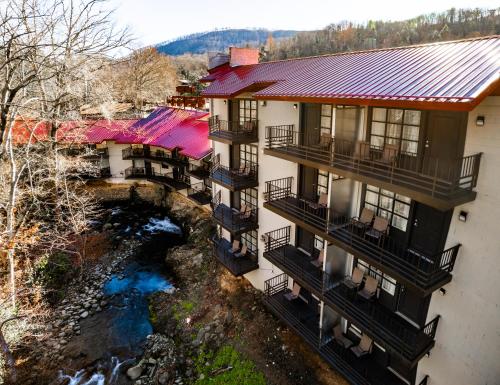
[51,201,185,385]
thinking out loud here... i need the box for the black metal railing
[208,115,258,142]
[324,283,440,362]
[186,163,211,180]
[166,95,206,109]
[210,156,258,190]
[211,193,258,233]
[163,153,189,167]
[264,177,461,291]
[122,147,176,163]
[100,166,111,177]
[263,226,339,294]
[211,234,259,276]
[187,182,212,205]
[265,126,482,202]
[124,167,190,189]
[263,274,406,385]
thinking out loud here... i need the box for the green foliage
[32,252,73,289]
[194,345,266,385]
[172,300,196,321]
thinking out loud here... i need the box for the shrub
[32,251,73,290]
[194,345,266,385]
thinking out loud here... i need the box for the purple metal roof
[202,36,500,109]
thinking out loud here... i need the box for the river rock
[80,311,89,319]
[127,365,143,380]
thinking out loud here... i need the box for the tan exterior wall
[418,96,500,385]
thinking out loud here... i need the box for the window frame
[238,99,257,124]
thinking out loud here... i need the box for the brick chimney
[229,47,259,67]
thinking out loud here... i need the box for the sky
[109,0,500,46]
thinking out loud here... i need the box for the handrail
[264,176,461,288]
[166,95,206,109]
[210,157,259,188]
[265,125,482,198]
[209,115,259,137]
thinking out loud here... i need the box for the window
[239,99,257,124]
[314,235,324,251]
[240,144,258,165]
[320,104,333,136]
[241,230,258,253]
[317,170,329,196]
[370,108,421,156]
[357,260,396,296]
[240,187,258,209]
[364,185,411,231]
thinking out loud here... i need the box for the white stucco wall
[417,96,500,385]
[107,142,132,182]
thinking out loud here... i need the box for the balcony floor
[187,191,212,205]
[213,204,258,234]
[211,168,258,191]
[264,289,406,385]
[213,237,259,276]
[208,131,258,145]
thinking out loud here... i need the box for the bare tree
[103,47,177,110]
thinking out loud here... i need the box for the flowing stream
[56,203,183,385]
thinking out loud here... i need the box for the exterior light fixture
[293,103,298,109]
[260,100,267,107]
[458,210,468,222]
[439,288,447,296]
[476,116,485,126]
[223,100,227,105]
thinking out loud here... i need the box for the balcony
[263,226,340,296]
[166,95,206,109]
[263,177,460,295]
[263,274,407,385]
[81,166,111,179]
[208,116,258,144]
[187,182,212,205]
[162,153,189,168]
[210,159,258,191]
[186,163,211,180]
[212,235,259,276]
[122,147,174,164]
[324,283,439,366]
[211,201,258,235]
[264,125,482,210]
[82,147,109,160]
[124,167,190,190]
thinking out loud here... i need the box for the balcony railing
[166,95,206,109]
[163,153,189,168]
[210,157,258,191]
[122,147,176,163]
[186,163,211,180]
[263,226,340,295]
[212,202,258,234]
[324,283,439,364]
[263,177,461,294]
[212,235,259,276]
[124,167,190,190]
[187,182,212,205]
[265,125,482,209]
[208,115,258,144]
[263,274,407,385]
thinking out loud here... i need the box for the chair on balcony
[229,240,240,254]
[333,325,353,348]
[350,334,373,358]
[353,140,371,161]
[239,205,252,220]
[364,216,389,245]
[284,282,301,301]
[351,207,375,232]
[310,249,325,268]
[358,276,379,300]
[308,193,329,211]
[234,244,248,259]
[312,133,333,151]
[242,120,255,133]
[343,267,364,290]
[379,143,399,165]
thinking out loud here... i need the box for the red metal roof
[202,36,500,110]
[12,107,212,160]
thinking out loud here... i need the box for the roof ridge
[258,34,500,65]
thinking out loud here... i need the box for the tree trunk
[0,324,17,384]
[7,249,16,310]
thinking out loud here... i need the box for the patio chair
[234,244,248,259]
[364,216,389,245]
[284,282,301,301]
[351,207,375,231]
[343,267,364,290]
[229,240,240,254]
[379,143,399,164]
[315,133,333,150]
[333,325,353,348]
[242,120,255,133]
[358,276,379,300]
[239,205,252,219]
[308,193,329,210]
[310,249,325,268]
[353,140,371,160]
[350,334,373,358]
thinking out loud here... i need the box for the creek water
[56,203,183,385]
